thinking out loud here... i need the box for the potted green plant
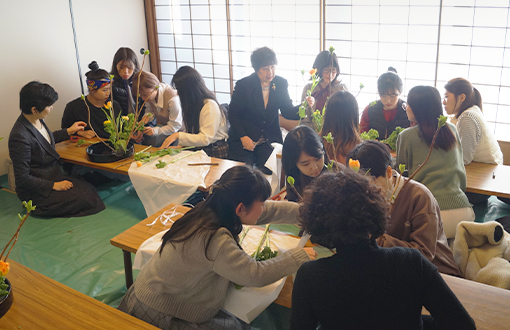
[0,201,36,318]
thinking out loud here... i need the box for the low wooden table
[465,161,510,198]
[55,138,243,187]
[111,205,510,330]
[0,259,158,329]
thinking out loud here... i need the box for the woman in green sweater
[118,165,316,329]
[396,86,474,239]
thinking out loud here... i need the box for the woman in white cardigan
[444,78,502,165]
[159,66,229,158]
[444,77,503,204]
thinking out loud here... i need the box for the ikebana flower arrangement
[81,48,155,155]
[361,126,405,151]
[235,225,277,289]
[0,201,36,298]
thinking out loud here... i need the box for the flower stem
[0,211,31,261]
[82,97,115,152]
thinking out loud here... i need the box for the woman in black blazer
[228,47,299,173]
[8,81,105,218]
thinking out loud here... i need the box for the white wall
[0,0,149,176]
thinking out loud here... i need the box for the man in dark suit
[228,47,299,174]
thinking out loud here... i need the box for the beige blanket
[453,221,510,289]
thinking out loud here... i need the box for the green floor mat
[0,176,291,329]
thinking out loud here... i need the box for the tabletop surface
[0,260,158,329]
[110,204,510,329]
[55,138,243,187]
[464,161,510,198]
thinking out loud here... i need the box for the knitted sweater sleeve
[457,113,482,165]
[256,200,300,225]
[211,232,309,287]
[421,258,476,329]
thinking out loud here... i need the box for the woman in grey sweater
[118,165,315,329]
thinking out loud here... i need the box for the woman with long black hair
[159,66,229,158]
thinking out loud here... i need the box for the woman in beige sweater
[118,165,315,329]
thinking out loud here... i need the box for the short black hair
[347,140,392,178]
[251,47,277,72]
[19,81,58,114]
[377,67,403,95]
[299,170,388,249]
[313,50,340,80]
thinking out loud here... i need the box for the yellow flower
[309,68,317,76]
[314,110,320,116]
[0,260,10,276]
[104,101,112,110]
[136,161,142,167]
[348,158,360,173]
[122,116,129,121]
[104,120,111,125]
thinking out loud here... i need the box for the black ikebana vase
[0,278,13,318]
[86,141,135,163]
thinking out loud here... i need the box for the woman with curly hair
[290,170,475,330]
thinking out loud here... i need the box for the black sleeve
[228,80,248,139]
[421,257,476,330]
[8,129,54,197]
[52,129,70,144]
[290,264,320,330]
[279,79,300,120]
[61,100,77,130]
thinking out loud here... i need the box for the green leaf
[359,83,364,89]
[438,115,447,128]
[155,160,167,169]
[287,176,295,187]
[360,129,379,141]
[300,69,305,75]
[298,106,307,119]
[328,46,335,54]
[144,49,150,55]
[80,94,85,100]
[323,132,334,145]
[398,164,406,174]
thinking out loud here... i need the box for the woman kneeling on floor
[118,165,316,329]
[9,81,105,218]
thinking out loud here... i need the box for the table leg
[123,250,133,288]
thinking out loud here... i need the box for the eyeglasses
[402,101,407,111]
[322,68,338,74]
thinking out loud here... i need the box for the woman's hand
[53,180,73,191]
[240,136,255,151]
[141,113,153,124]
[303,247,318,260]
[143,127,155,136]
[67,121,87,135]
[77,130,96,139]
[159,133,179,149]
[306,96,315,107]
[131,131,144,143]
